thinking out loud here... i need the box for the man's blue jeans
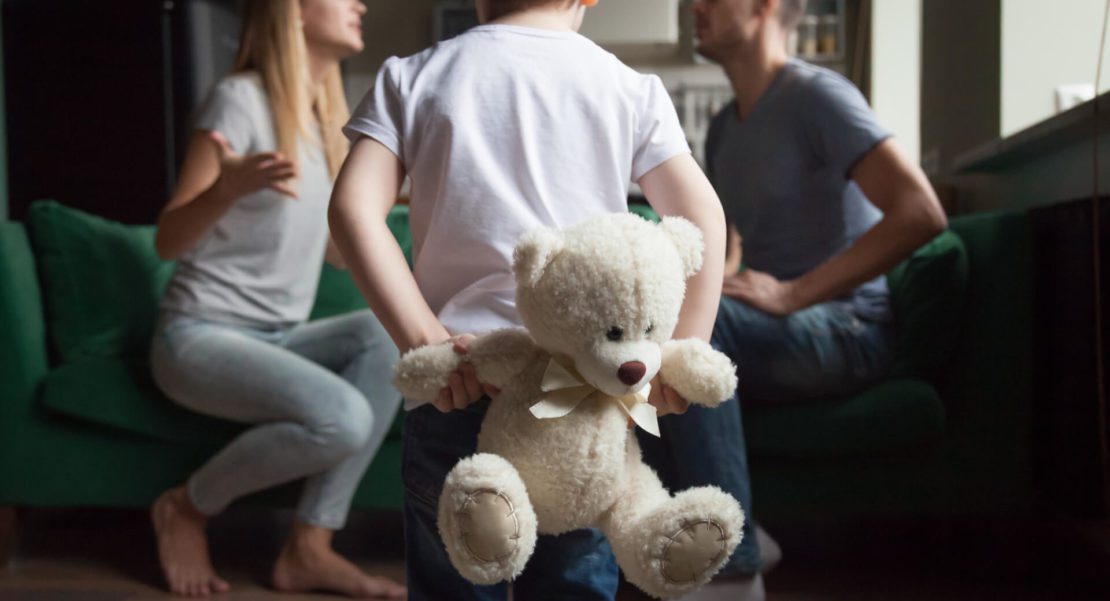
[402,398,620,601]
[638,296,893,575]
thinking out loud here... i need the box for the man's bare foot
[272,522,406,599]
[151,486,229,597]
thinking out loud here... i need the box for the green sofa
[0,201,413,517]
[0,201,1035,557]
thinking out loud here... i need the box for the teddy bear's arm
[392,329,544,402]
[658,339,738,408]
[465,329,545,392]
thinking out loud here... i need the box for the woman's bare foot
[272,522,406,599]
[151,486,229,597]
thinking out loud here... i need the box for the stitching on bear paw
[659,518,729,585]
[457,488,521,566]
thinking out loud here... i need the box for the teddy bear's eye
[606,326,624,342]
[645,324,654,335]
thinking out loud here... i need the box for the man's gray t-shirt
[160,72,332,328]
[707,59,892,322]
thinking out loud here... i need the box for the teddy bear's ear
[513,227,565,287]
[659,217,705,279]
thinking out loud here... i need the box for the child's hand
[647,375,689,416]
[209,130,299,200]
[433,334,501,412]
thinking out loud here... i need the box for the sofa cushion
[885,230,969,382]
[41,356,404,446]
[745,378,946,458]
[26,201,174,363]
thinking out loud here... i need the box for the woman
[149,0,404,597]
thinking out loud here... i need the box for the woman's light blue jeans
[149,309,402,530]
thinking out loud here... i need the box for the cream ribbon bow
[529,359,661,437]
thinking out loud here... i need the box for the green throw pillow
[26,201,175,364]
[886,229,969,382]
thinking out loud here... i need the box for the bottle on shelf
[818,14,839,56]
[799,15,819,57]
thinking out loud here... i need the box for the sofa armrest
[0,222,49,421]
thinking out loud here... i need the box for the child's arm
[328,137,449,354]
[639,154,729,415]
[639,154,727,343]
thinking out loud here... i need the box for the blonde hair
[233,0,350,178]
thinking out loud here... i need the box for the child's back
[344,23,688,336]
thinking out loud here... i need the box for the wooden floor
[1,507,1108,600]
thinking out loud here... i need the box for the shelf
[953,90,1110,173]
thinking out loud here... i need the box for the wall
[0,0,6,220]
[870,0,921,162]
[578,0,680,45]
[1000,0,1108,136]
[920,0,1001,177]
[345,0,439,109]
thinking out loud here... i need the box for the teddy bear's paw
[659,518,731,586]
[619,486,745,599]
[392,342,460,401]
[660,339,738,408]
[457,488,522,565]
[438,453,538,585]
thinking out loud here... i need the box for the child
[329,1,743,598]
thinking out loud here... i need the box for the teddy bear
[393,213,744,599]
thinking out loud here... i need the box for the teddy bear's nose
[617,361,647,386]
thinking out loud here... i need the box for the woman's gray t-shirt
[160,72,332,328]
[707,59,892,322]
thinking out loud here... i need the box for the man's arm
[725,138,947,315]
[639,153,728,342]
[328,137,450,353]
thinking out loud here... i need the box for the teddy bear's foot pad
[439,453,538,584]
[660,518,730,585]
[457,488,521,564]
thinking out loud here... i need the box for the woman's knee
[308,388,374,456]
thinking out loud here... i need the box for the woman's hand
[209,131,299,200]
[433,334,501,412]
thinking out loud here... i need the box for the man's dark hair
[778,0,808,31]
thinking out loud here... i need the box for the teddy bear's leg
[601,457,744,599]
[437,453,538,585]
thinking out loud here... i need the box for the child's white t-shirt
[344,24,689,337]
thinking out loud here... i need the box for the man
[696,0,946,402]
[638,1,946,598]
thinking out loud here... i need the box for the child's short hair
[486,0,573,20]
